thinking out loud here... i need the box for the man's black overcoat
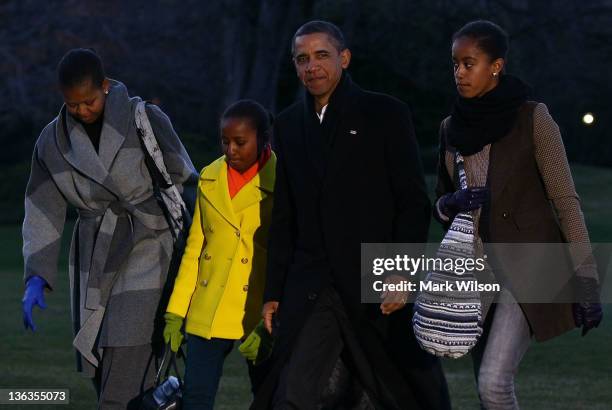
[252,74,450,409]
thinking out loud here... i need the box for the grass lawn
[1,164,611,409]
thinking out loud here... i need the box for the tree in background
[1,0,611,223]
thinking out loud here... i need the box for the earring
[493,72,498,77]
[104,89,109,95]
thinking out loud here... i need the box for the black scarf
[303,71,352,180]
[448,74,530,156]
[79,112,104,153]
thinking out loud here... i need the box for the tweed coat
[166,153,276,340]
[22,80,197,375]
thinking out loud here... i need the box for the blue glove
[22,275,48,332]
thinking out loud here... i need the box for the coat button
[502,211,509,219]
[201,279,208,287]
[243,285,249,292]
[235,231,240,237]
[307,292,318,301]
[241,257,248,264]
[204,253,211,260]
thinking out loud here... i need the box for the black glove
[439,187,489,219]
[572,276,603,336]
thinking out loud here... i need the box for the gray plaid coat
[22,80,197,375]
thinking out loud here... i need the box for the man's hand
[262,301,279,334]
[380,274,408,315]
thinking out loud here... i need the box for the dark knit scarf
[448,74,530,156]
[303,71,352,179]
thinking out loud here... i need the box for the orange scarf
[227,146,271,199]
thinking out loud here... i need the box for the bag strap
[154,344,184,387]
[134,101,188,241]
[455,151,468,190]
[135,101,175,188]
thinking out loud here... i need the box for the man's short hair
[291,20,346,55]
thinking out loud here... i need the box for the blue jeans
[183,335,234,410]
[472,290,531,409]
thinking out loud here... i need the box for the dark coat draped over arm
[263,122,296,304]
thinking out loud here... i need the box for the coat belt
[73,194,166,367]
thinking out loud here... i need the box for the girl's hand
[163,312,184,352]
[239,320,274,364]
[440,186,489,217]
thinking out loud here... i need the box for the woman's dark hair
[221,99,273,156]
[57,48,105,89]
[452,20,509,61]
[292,20,346,55]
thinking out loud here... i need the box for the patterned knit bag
[412,152,483,358]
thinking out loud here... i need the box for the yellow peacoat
[166,152,276,340]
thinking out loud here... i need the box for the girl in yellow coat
[163,100,275,409]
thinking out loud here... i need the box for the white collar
[316,104,328,123]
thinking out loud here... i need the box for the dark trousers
[272,288,375,409]
[93,344,157,410]
[183,334,270,410]
[183,336,234,410]
[269,287,451,410]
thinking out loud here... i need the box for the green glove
[163,312,184,352]
[239,320,274,365]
